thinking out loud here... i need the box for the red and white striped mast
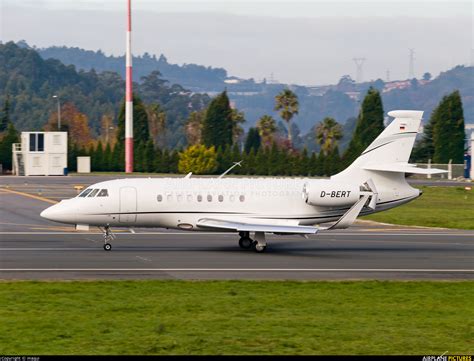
[125,0,133,173]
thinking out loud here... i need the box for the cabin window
[239,195,245,202]
[79,189,93,197]
[218,195,224,202]
[207,194,212,202]
[177,194,183,202]
[197,195,203,202]
[167,194,172,202]
[157,194,163,202]
[229,194,235,202]
[187,194,193,202]
[88,189,100,197]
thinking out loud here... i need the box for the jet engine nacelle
[303,181,360,206]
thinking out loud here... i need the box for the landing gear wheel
[253,242,267,253]
[239,237,253,249]
[100,225,115,251]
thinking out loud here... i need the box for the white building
[12,132,68,176]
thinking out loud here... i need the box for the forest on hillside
[2,41,473,154]
[0,42,210,148]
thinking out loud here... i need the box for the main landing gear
[238,231,267,253]
[100,225,115,251]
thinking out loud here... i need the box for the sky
[1,0,472,85]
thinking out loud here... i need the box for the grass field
[362,186,474,229]
[1,280,473,355]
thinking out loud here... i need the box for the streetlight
[52,95,61,130]
[106,126,115,145]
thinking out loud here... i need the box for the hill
[36,43,230,92]
[0,42,210,148]
[3,42,472,153]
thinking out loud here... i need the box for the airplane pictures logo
[422,356,472,361]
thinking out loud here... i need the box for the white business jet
[41,110,445,252]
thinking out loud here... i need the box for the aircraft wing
[196,218,319,235]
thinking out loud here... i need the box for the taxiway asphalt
[1,176,472,280]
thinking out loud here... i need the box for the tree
[144,139,155,172]
[100,114,116,147]
[134,141,145,172]
[185,110,205,146]
[116,94,150,147]
[432,91,465,163]
[256,115,277,148]
[202,91,233,149]
[244,128,261,153]
[243,148,256,175]
[103,142,112,171]
[315,117,343,156]
[274,89,299,146]
[422,72,432,81]
[94,141,104,171]
[147,103,166,147]
[308,151,318,176]
[324,146,341,176]
[231,109,246,144]
[342,87,384,167]
[0,97,10,132]
[44,102,92,149]
[111,142,124,171]
[178,144,218,175]
[0,122,19,171]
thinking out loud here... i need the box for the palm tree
[274,89,299,146]
[231,109,246,144]
[256,115,277,147]
[315,117,343,156]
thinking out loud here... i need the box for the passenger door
[119,187,137,223]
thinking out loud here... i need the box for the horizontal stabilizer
[197,218,318,235]
[363,162,447,174]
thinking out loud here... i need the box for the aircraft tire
[103,243,112,251]
[253,243,267,253]
[238,237,253,249]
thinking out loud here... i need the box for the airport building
[12,131,67,176]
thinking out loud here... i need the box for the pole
[470,132,474,180]
[57,97,61,130]
[125,0,134,173]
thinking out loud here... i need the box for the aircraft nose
[40,202,76,224]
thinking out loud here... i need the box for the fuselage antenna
[218,161,242,179]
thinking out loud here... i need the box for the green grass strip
[1,280,473,355]
[362,186,474,229]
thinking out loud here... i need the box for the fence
[414,160,465,180]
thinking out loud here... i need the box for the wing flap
[196,218,318,234]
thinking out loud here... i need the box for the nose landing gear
[100,225,115,251]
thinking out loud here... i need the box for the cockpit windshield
[78,188,92,197]
[88,189,100,197]
[97,189,109,197]
[78,188,109,198]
